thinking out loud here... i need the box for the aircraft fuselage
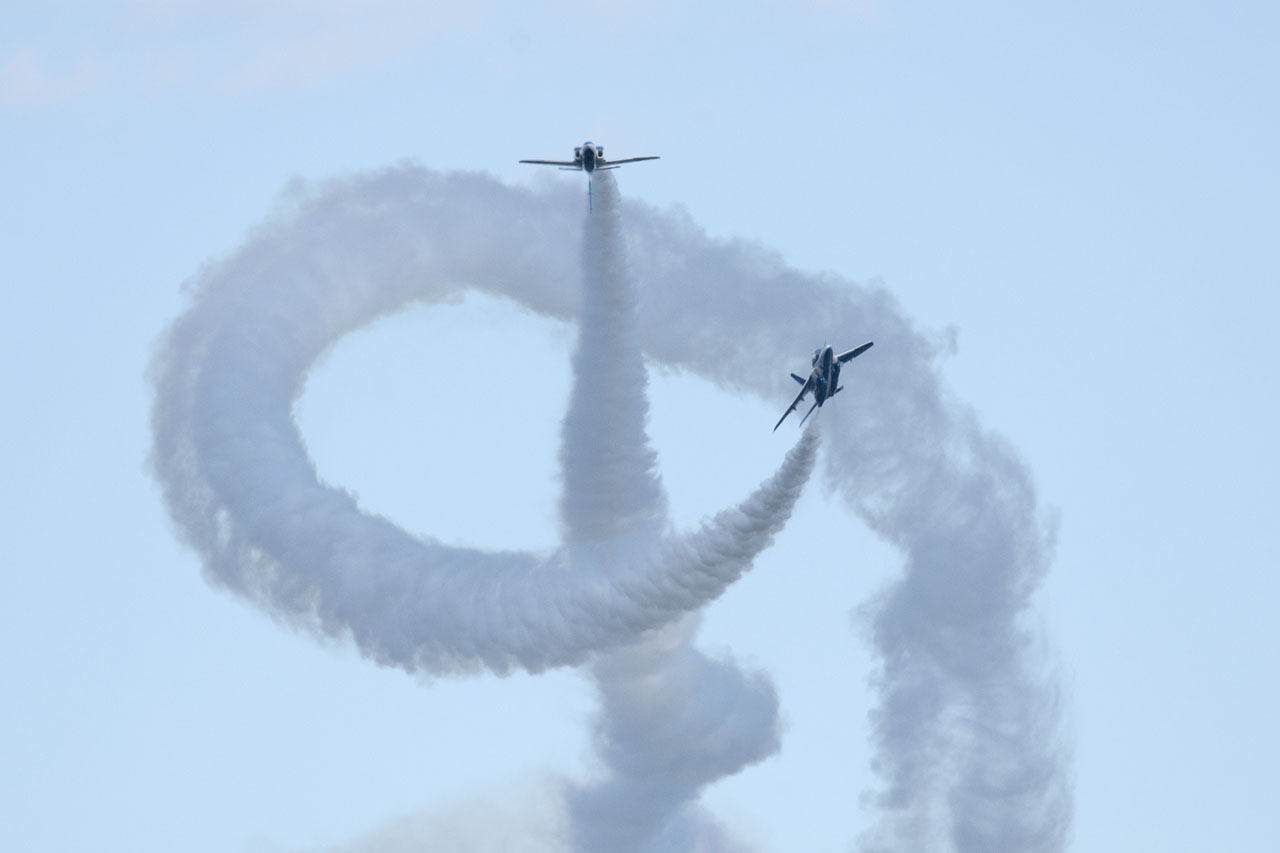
[811,345,840,406]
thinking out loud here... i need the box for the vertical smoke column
[842,424,1070,853]
[561,174,782,852]
[558,174,667,542]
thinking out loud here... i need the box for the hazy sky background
[3,2,1278,851]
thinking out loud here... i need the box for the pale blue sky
[3,2,1278,851]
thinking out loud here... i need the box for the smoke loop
[150,165,1070,851]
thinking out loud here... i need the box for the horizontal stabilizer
[791,373,806,385]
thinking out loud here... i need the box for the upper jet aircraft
[520,141,659,173]
[520,141,659,209]
[774,341,874,431]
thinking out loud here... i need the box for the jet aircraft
[520,141,659,173]
[520,141,659,209]
[773,341,874,431]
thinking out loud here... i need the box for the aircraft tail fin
[790,373,806,385]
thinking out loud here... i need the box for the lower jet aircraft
[520,141,659,209]
[774,341,874,431]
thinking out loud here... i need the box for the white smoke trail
[149,164,1071,850]
[558,173,801,851]
[568,613,785,853]
[149,168,817,678]
[614,210,1072,851]
[559,172,667,543]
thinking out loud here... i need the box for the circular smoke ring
[151,166,818,676]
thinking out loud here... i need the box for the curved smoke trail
[619,199,1073,852]
[150,164,1070,850]
[150,169,816,677]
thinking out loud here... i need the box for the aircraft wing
[519,159,581,168]
[774,380,812,431]
[836,341,874,363]
[602,156,660,166]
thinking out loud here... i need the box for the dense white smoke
[149,164,1070,850]
[559,173,668,542]
[558,175,794,851]
[150,170,815,677]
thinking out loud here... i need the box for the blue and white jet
[773,341,874,431]
[520,141,659,208]
[520,141,659,173]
